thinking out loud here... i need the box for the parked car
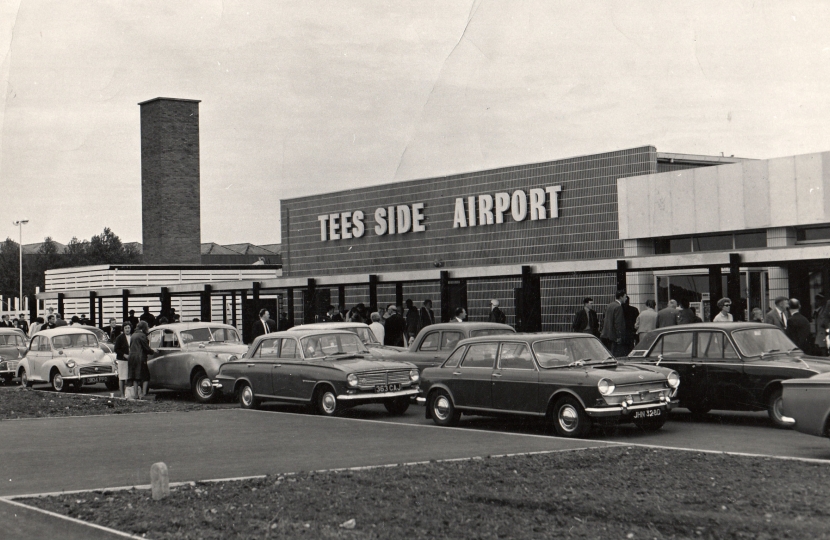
[419,333,679,437]
[289,322,407,355]
[782,372,830,439]
[394,322,516,372]
[212,329,420,416]
[626,322,830,427]
[16,327,119,392]
[0,328,29,384]
[146,322,249,402]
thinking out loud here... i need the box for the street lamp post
[12,220,29,313]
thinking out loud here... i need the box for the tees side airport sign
[317,185,562,242]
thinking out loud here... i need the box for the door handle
[247,364,255,367]
[273,364,281,368]
[453,371,462,376]
[492,373,502,378]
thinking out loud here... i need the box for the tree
[0,238,20,306]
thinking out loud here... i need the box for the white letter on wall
[397,205,412,234]
[511,190,528,221]
[467,196,477,227]
[328,213,340,240]
[352,210,365,237]
[374,207,387,235]
[453,198,467,228]
[318,215,329,241]
[494,192,510,224]
[340,212,353,239]
[529,188,546,221]
[412,203,426,232]
[546,185,562,218]
[478,195,494,225]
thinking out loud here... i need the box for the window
[52,335,72,349]
[531,339,570,368]
[161,330,180,348]
[148,331,162,349]
[461,343,498,368]
[498,343,535,370]
[441,331,463,351]
[211,328,241,343]
[280,339,299,358]
[443,346,466,368]
[797,227,830,243]
[693,234,733,252]
[254,338,280,358]
[655,231,767,253]
[653,332,693,358]
[734,232,766,249]
[696,332,738,360]
[419,332,440,352]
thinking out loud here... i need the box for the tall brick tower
[139,97,202,264]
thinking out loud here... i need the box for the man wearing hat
[764,296,790,330]
[488,299,507,324]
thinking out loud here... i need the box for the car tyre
[429,389,460,427]
[551,396,591,438]
[1,374,13,385]
[767,388,792,429]
[384,396,410,416]
[315,386,340,416]
[50,370,67,393]
[20,369,32,388]
[634,415,667,432]
[238,382,260,410]
[105,377,120,391]
[191,370,216,403]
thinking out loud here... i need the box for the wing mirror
[656,354,664,366]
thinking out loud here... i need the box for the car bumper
[585,399,677,418]
[339,388,419,401]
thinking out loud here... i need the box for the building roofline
[656,152,752,165]
[138,97,201,106]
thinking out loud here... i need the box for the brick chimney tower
[139,97,202,264]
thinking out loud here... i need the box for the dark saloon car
[393,322,516,372]
[627,322,830,427]
[782,372,830,439]
[419,333,679,438]
[212,329,421,416]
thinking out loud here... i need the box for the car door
[491,342,539,413]
[697,331,747,409]
[646,331,703,406]
[246,337,281,397]
[146,330,167,383]
[272,338,308,399]
[412,330,443,370]
[449,342,498,409]
[27,336,47,381]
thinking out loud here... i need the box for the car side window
[443,346,466,368]
[498,343,535,370]
[651,333,693,358]
[254,338,280,359]
[697,332,738,360]
[40,336,51,351]
[461,343,499,368]
[419,332,440,352]
[148,331,162,349]
[441,331,463,351]
[161,330,180,348]
[280,339,299,358]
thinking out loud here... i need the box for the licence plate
[374,384,401,393]
[84,377,104,384]
[633,408,662,419]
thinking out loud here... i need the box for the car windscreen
[180,327,241,344]
[0,334,25,346]
[532,337,613,368]
[300,333,368,358]
[469,328,516,338]
[732,328,798,357]
[351,326,378,344]
[52,333,99,349]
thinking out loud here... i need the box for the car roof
[0,328,24,334]
[257,329,358,339]
[34,328,98,337]
[421,322,515,331]
[289,322,369,330]
[456,332,599,345]
[149,322,239,332]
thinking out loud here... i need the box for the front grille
[356,370,411,389]
[387,371,412,385]
[615,380,667,392]
[80,365,113,376]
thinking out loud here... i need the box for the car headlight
[228,355,238,362]
[347,373,359,387]
[667,371,680,389]
[597,378,615,396]
[410,369,420,383]
[65,360,76,369]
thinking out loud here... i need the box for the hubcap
[53,374,63,391]
[198,377,213,397]
[434,396,451,421]
[321,392,336,413]
[21,371,28,386]
[241,386,253,406]
[558,404,579,432]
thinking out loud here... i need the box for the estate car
[289,322,407,355]
[394,322,516,372]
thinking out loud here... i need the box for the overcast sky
[2,1,830,247]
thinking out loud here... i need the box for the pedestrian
[126,310,139,329]
[277,312,291,331]
[114,323,132,397]
[128,321,156,400]
[0,315,13,328]
[572,297,600,337]
[383,305,407,347]
[634,299,658,342]
[751,307,765,323]
[817,298,830,356]
[139,306,156,328]
[250,309,275,342]
[103,317,119,339]
[369,312,385,345]
[41,314,57,331]
[329,305,344,322]
[600,290,628,357]
[17,314,29,335]
[55,313,68,327]
[70,315,82,326]
[622,296,639,352]
[787,299,811,352]
[488,299,507,324]
[713,298,733,322]
[764,297,789,330]
[656,300,679,328]
[676,300,695,325]
[404,299,420,346]
[80,314,93,326]
[452,307,467,323]
[420,299,435,329]
[28,316,44,336]
[690,306,703,323]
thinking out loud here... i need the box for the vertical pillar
[440,271,450,323]
[305,278,316,324]
[201,285,212,322]
[519,266,542,332]
[252,282,261,304]
[231,291,237,327]
[286,287,295,328]
[28,293,37,322]
[160,287,172,319]
[616,260,627,292]
[121,290,129,323]
[728,253,743,321]
[97,296,103,327]
[89,292,97,326]
[338,285,346,312]
[222,295,227,324]
[708,266,723,321]
[57,293,65,318]
[369,275,378,315]
[395,283,403,309]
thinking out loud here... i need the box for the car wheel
[634,415,667,432]
[551,396,591,438]
[384,396,410,416]
[105,377,120,391]
[429,389,460,427]
[238,382,259,410]
[767,388,792,429]
[20,369,32,388]
[71,380,85,391]
[191,370,216,403]
[315,387,340,416]
[50,370,67,393]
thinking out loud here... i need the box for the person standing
[41,314,57,331]
[764,297,789,331]
[676,300,695,325]
[128,321,156,400]
[622,297,639,352]
[452,308,467,323]
[787,299,811,352]
[103,318,119,339]
[383,305,407,347]
[656,300,679,328]
[812,294,827,355]
[139,306,156,328]
[369,312,385,345]
[488,299,507,324]
[0,315,13,328]
[420,299,435,329]
[713,298,733,322]
[277,312,291,331]
[330,305,344,322]
[55,313,68,327]
[251,309,275,342]
[126,310,139,330]
[572,297,600,337]
[28,317,44,336]
[634,299,658,342]
[404,299,421,345]
[114,323,132,398]
[600,290,628,357]
[17,314,29,335]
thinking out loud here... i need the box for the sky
[1,0,830,247]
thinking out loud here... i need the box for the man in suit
[488,299,507,324]
[572,297,599,337]
[600,290,628,357]
[656,299,679,328]
[250,309,276,342]
[787,298,811,352]
[676,299,695,325]
[102,317,119,339]
[383,305,407,347]
[635,299,659,342]
[0,315,12,328]
[419,299,435,329]
[765,296,790,331]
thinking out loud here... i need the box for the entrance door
[242,298,279,344]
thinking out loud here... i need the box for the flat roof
[138,97,201,106]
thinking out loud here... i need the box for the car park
[0,327,29,384]
[782,372,830,439]
[419,333,679,438]
[146,322,249,402]
[212,329,420,416]
[289,322,407,354]
[627,322,830,427]
[16,327,119,392]
[394,322,516,372]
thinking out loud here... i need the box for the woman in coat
[113,323,131,397]
[128,321,156,400]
